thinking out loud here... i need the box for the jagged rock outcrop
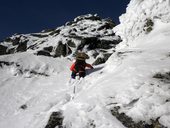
[0,45,7,55]
[0,14,121,65]
[45,111,63,128]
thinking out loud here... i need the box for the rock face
[0,45,7,55]
[45,111,63,128]
[0,14,121,65]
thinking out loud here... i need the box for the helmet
[76,52,89,60]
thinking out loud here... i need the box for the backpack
[74,59,86,72]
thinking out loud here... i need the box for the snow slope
[0,14,123,128]
[104,20,170,127]
[1,0,170,128]
[0,52,125,128]
[60,20,170,128]
[0,53,70,128]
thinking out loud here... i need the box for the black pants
[71,71,86,79]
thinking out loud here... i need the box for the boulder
[49,29,61,36]
[93,53,112,65]
[78,37,100,50]
[78,37,119,51]
[16,41,27,52]
[74,14,101,23]
[93,57,105,65]
[20,104,27,110]
[31,33,48,38]
[100,39,120,49]
[12,37,20,45]
[67,40,76,48]
[43,46,53,52]
[54,41,72,57]
[111,106,166,128]
[7,48,16,54]
[0,45,7,55]
[45,111,63,128]
[37,50,51,56]
[97,23,114,31]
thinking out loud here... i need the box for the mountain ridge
[1,0,170,128]
[0,14,120,65]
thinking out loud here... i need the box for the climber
[70,52,94,79]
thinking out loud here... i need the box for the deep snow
[1,0,170,128]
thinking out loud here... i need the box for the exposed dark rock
[166,98,170,102]
[66,14,101,26]
[41,28,56,33]
[1,36,28,54]
[37,50,51,57]
[0,45,7,55]
[45,111,63,128]
[103,18,116,27]
[104,53,112,60]
[16,42,27,52]
[93,53,112,65]
[74,14,101,23]
[67,40,76,48]
[167,52,170,57]
[29,70,49,77]
[77,37,119,51]
[72,28,77,32]
[17,68,49,77]
[31,33,49,38]
[98,40,118,49]
[36,42,72,58]
[7,48,16,54]
[43,46,53,53]
[27,42,42,50]
[5,42,27,54]
[12,37,20,45]
[92,51,99,59]
[93,57,105,65]
[87,120,96,128]
[77,37,99,50]
[0,61,49,77]
[49,29,61,36]
[0,61,15,67]
[0,14,121,66]
[97,23,114,31]
[85,37,100,50]
[153,72,170,83]
[144,19,154,33]
[54,41,72,57]
[20,104,27,110]
[91,28,96,32]
[65,21,74,26]
[111,106,167,128]
[80,27,88,31]
[116,51,142,58]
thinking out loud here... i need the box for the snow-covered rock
[0,14,120,65]
[103,0,170,127]
[114,0,170,49]
[1,0,170,128]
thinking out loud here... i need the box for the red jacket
[70,62,93,72]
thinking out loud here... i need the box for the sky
[0,0,129,41]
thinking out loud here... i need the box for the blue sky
[0,0,129,41]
